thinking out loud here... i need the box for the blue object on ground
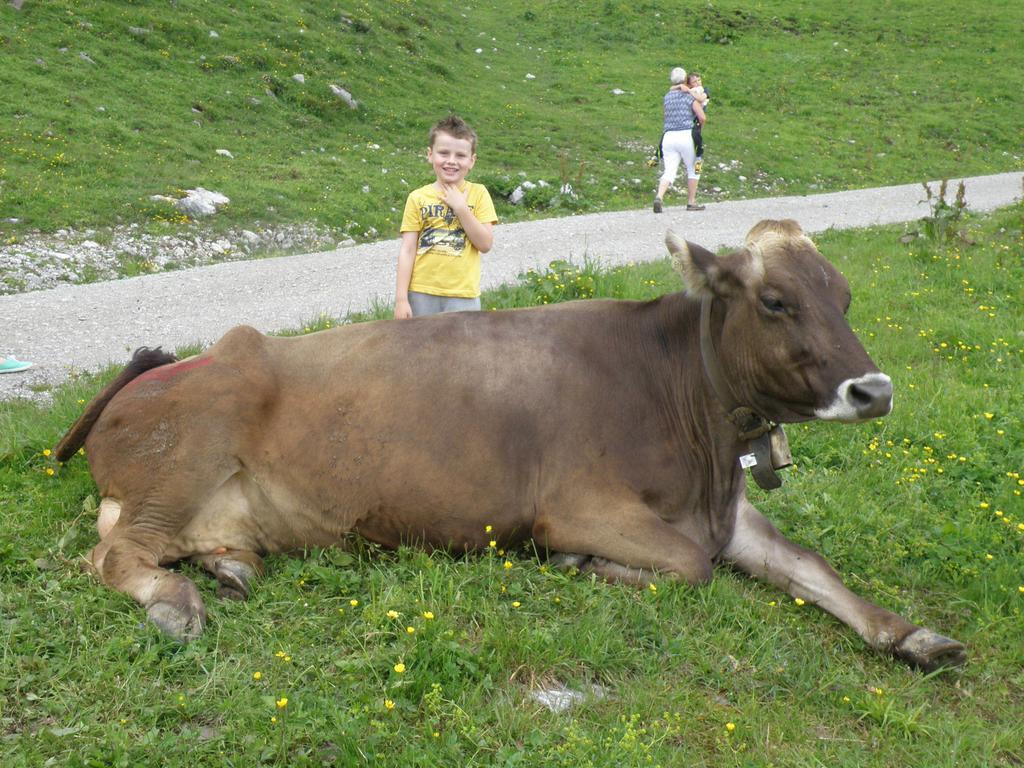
[0,356,33,374]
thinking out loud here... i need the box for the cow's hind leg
[534,492,713,586]
[722,500,965,671]
[191,550,265,601]
[91,506,207,643]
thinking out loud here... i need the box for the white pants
[660,129,699,185]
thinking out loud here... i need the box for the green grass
[2,0,1023,251]
[2,204,1022,766]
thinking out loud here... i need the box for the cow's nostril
[849,376,893,417]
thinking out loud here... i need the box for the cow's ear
[666,231,719,298]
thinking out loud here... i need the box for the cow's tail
[54,346,178,462]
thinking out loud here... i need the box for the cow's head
[667,219,892,424]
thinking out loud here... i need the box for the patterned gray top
[663,90,695,131]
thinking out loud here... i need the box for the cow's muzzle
[816,372,893,422]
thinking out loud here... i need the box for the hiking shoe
[0,356,32,374]
[653,197,663,213]
[686,203,706,211]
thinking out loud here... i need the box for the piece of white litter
[525,73,536,80]
[530,683,608,713]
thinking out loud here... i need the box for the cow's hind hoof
[147,600,207,643]
[896,629,966,672]
[214,558,259,601]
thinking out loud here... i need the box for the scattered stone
[10,0,25,10]
[525,73,536,80]
[611,88,626,95]
[216,149,234,159]
[170,188,231,217]
[128,26,149,37]
[1,222,344,296]
[329,84,359,109]
[209,30,219,38]
[78,52,97,65]
[292,73,305,84]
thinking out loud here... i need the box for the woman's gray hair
[669,67,687,84]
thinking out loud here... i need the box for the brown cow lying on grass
[55,219,965,671]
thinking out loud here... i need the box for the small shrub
[921,179,967,243]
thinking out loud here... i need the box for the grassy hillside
[2,0,1022,243]
[1,203,1022,766]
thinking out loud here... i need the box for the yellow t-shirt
[400,181,498,298]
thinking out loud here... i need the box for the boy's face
[428,131,476,185]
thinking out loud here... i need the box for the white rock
[525,73,536,80]
[329,84,359,109]
[216,149,234,159]
[174,188,230,217]
[510,186,525,204]
[292,73,305,84]
[611,88,626,95]
[209,30,219,38]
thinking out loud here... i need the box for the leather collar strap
[699,295,785,490]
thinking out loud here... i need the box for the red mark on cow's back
[130,356,214,388]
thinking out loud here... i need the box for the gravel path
[2,171,1020,402]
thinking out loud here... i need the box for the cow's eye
[760,294,786,313]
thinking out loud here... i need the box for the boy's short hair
[429,114,478,153]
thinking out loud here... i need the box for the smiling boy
[394,115,498,319]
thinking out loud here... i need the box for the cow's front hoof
[214,558,259,601]
[148,600,206,642]
[895,628,966,672]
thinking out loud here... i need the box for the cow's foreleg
[190,550,265,601]
[722,499,965,671]
[534,496,713,586]
[90,511,206,643]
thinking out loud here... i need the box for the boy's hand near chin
[439,182,469,212]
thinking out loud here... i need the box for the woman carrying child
[653,67,706,213]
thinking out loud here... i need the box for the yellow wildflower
[349,599,359,607]
[422,611,434,620]
[42,449,51,457]
[276,697,288,709]
[386,610,399,619]
[384,699,395,711]
[503,560,513,570]
[512,601,521,608]
[253,671,262,681]
[725,722,736,733]
[485,524,493,533]
[794,598,806,606]
[406,626,415,634]
[394,663,406,674]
